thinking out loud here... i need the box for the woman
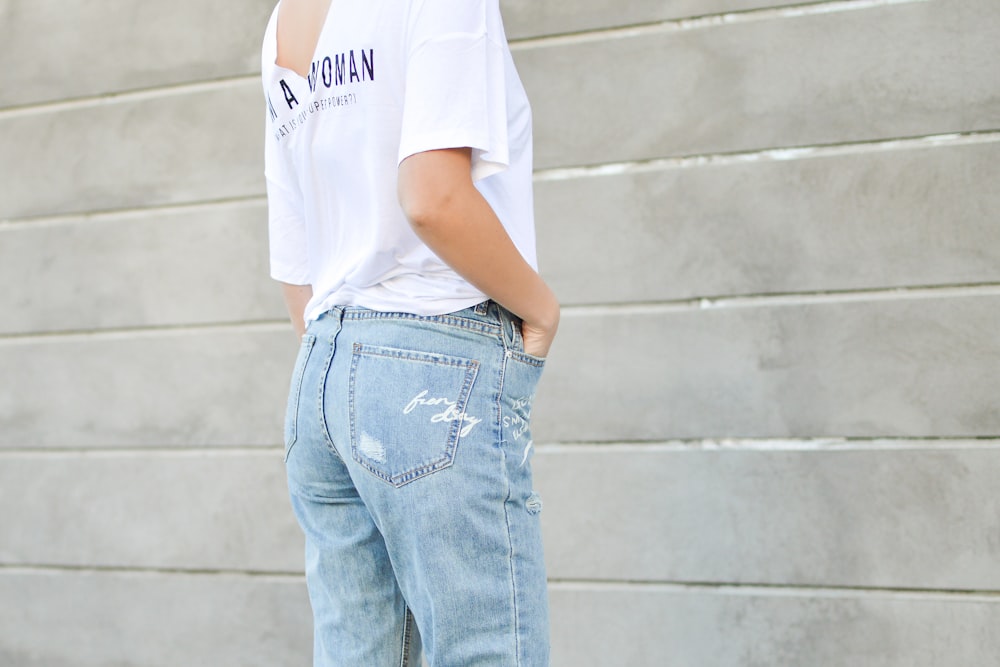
[263,0,558,664]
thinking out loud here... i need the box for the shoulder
[406,0,498,39]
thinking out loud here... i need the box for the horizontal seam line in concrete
[560,283,1000,317]
[535,437,1000,453]
[0,563,304,581]
[0,446,283,458]
[3,439,998,458]
[509,0,929,49]
[0,319,289,345]
[0,74,259,119]
[3,130,992,226]
[4,282,1000,343]
[0,195,266,229]
[0,0,926,118]
[533,131,1000,181]
[4,566,996,600]
[547,579,1000,601]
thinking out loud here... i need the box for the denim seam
[318,319,346,463]
[284,334,316,462]
[508,350,546,368]
[352,343,481,368]
[496,342,523,664]
[399,606,413,667]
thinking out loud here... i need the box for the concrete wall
[1,0,998,664]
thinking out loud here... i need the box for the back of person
[263,0,536,319]
[263,2,557,665]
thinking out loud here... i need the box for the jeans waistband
[314,300,514,339]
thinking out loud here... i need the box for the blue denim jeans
[284,300,550,666]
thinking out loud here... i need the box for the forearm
[399,149,559,355]
[416,190,555,324]
[280,282,313,338]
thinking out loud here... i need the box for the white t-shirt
[261,0,536,321]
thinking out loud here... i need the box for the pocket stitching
[509,349,546,367]
[349,343,480,487]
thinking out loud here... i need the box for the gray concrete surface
[534,294,1000,440]
[5,292,998,450]
[0,82,264,220]
[516,0,1000,169]
[534,443,1000,590]
[0,0,276,107]
[503,0,815,39]
[3,442,999,592]
[0,569,312,667]
[0,201,281,335]
[0,451,301,572]
[0,326,294,448]
[3,570,998,667]
[548,583,1000,667]
[536,141,1000,304]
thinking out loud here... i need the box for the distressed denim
[284,300,550,666]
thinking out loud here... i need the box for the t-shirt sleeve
[264,113,311,285]
[397,0,509,182]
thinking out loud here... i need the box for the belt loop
[474,300,490,316]
[324,306,344,339]
[509,313,523,351]
[491,301,521,351]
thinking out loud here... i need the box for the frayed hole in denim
[526,492,543,515]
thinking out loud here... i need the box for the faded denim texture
[284,301,549,666]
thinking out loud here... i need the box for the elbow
[398,149,474,233]
[398,191,435,232]
[398,181,459,234]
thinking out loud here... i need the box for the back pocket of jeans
[349,343,480,488]
[284,334,316,461]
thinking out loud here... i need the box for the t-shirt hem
[305,292,489,322]
[270,265,311,286]
[397,130,508,181]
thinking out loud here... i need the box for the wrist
[519,282,560,331]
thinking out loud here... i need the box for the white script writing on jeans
[502,395,534,440]
[503,414,530,440]
[404,390,481,437]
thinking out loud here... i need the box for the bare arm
[281,282,313,338]
[398,148,559,358]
